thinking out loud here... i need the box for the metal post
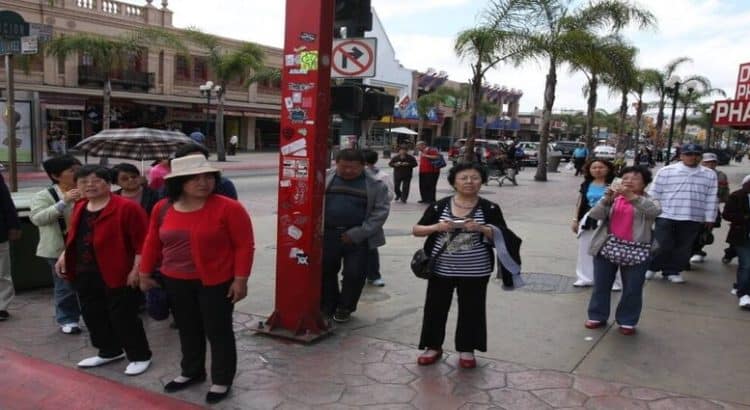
[665,83,680,165]
[205,92,211,143]
[4,54,17,192]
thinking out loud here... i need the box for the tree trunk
[584,74,598,157]
[617,91,628,151]
[655,92,666,143]
[215,90,226,161]
[679,103,689,141]
[100,78,112,166]
[634,94,644,148]
[464,67,483,163]
[535,58,557,182]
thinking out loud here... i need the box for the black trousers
[649,218,703,275]
[321,228,369,315]
[573,157,586,176]
[419,172,440,202]
[74,270,151,361]
[393,173,412,201]
[366,248,380,281]
[419,275,489,352]
[164,277,236,386]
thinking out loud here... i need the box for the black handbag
[411,232,457,279]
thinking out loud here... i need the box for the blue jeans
[588,255,648,326]
[649,218,703,276]
[46,258,81,325]
[321,228,369,315]
[733,240,750,298]
[366,248,381,281]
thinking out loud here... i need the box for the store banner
[0,101,32,163]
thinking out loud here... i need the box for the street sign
[20,36,37,54]
[28,23,53,41]
[332,37,376,78]
[0,10,29,38]
[0,38,20,54]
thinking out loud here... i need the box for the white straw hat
[164,154,219,179]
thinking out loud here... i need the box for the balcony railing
[78,66,155,92]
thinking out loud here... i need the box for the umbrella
[74,128,196,170]
[387,127,419,135]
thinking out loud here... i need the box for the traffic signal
[331,85,363,115]
[334,0,372,33]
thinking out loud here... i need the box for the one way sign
[332,38,377,78]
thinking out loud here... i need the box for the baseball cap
[701,153,718,162]
[681,143,703,154]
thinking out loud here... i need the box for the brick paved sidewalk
[1,289,746,409]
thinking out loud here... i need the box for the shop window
[57,54,65,75]
[80,53,93,67]
[175,55,189,80]
[193,57,207,82]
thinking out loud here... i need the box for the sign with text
[713,99,750,127]
[736,62,750,100]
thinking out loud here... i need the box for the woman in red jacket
[139,154,254,404]
[54,165,151,376]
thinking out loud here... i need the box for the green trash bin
[10,192,53,291]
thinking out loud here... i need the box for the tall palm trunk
[617,90,628,151]
[99,78,112,166]
[536,58,557,182]
[585,74,598,157]
[634,94,644,147]
[655,92,666,144]
[465,67,483,163]
[215,89,226,161]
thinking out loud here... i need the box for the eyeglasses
[456,176,482,182]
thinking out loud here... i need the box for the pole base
[251,310,332,343]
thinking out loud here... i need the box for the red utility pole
[257,0,334,341]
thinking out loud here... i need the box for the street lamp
[199,80,222,143]
[680,80,698,141]
[705,105,714,148]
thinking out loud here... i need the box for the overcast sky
[169,0,749,114]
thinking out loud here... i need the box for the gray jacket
[588,194,661,256]
[325,169,391,249]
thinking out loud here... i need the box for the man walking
[647,144,717,283]
[0,172,22,321]
[322,149,390,322]
[416,141,441,204]
[689,152,729,263]
[572,144,588,176]
[388,145,418,203]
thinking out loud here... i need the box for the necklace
[452,197,477,210]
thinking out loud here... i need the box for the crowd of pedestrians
[0,138,748,404]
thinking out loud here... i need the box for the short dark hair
[75,165,111,183]
[42,155,81,183]
[619,165,653,186]
[164,173,221,202]
[583,159,615,183]
[361,149,379,165]
[448,162,488,185]
[336,148,365,164]
[112,163,140,180]
[174,143,209,159]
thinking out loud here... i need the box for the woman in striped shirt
[412,163,508,369]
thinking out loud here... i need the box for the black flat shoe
[206,386,231,404]
[164,374,206,393]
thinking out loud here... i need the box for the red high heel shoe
[458,353,477,369]
[417,349,443,366]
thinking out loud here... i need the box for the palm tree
[505,0,655,181]
[677,84,726,140]
[456,0,530,162]
[600,44,638,151]
[46,28,185,139]
[185,29,265,161]
[630,68,660,148]
[416,92,444,141]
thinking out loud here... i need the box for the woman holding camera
[412,163,514,368]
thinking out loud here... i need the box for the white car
[593,145,616,160]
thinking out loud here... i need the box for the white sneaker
[573,279,593,287]
[370,278,385,287]
[690,254,704,263]
[60,323,82,335]
[739,295,750,308]
[612,283,622,292]
[645,270,657,280]
[731,288,738,296]
[124,360,151,376]
[667,274,686,284]
[77,353,125,368]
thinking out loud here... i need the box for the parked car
[552,141,584,162]
[517,141,559,166]
[593,145,616,160]
[450,138,508,165]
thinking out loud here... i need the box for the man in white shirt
[647,144,718,283]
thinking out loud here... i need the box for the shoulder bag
[411,232,458,280]
[599,234,651,266]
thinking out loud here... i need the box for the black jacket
[417,196,522,287]
[0,173,20,243]
[389,154,418,178]
[723,189,750,246]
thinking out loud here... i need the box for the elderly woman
[585,166,661,335]
[139,154,255,404]
[112,163,160,216]
[30,155,82,335]
[412,163,517,369]
[54,165,151,375]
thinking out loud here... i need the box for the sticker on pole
[332,38,376,78]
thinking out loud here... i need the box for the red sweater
[139,195,255,285]
[64,195,148,288]
[419,147,440,173]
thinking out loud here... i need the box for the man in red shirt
[416,141,441,204]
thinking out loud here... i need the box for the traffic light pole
[4,54,17,192]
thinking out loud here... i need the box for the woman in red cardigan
[139,154,254,404]
[54,165,151,376]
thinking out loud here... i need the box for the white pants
[0,241,13,311]
[576,230,622,288]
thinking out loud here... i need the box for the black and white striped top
[431,205,493,277]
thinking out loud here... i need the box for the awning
[387,126,419,135]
